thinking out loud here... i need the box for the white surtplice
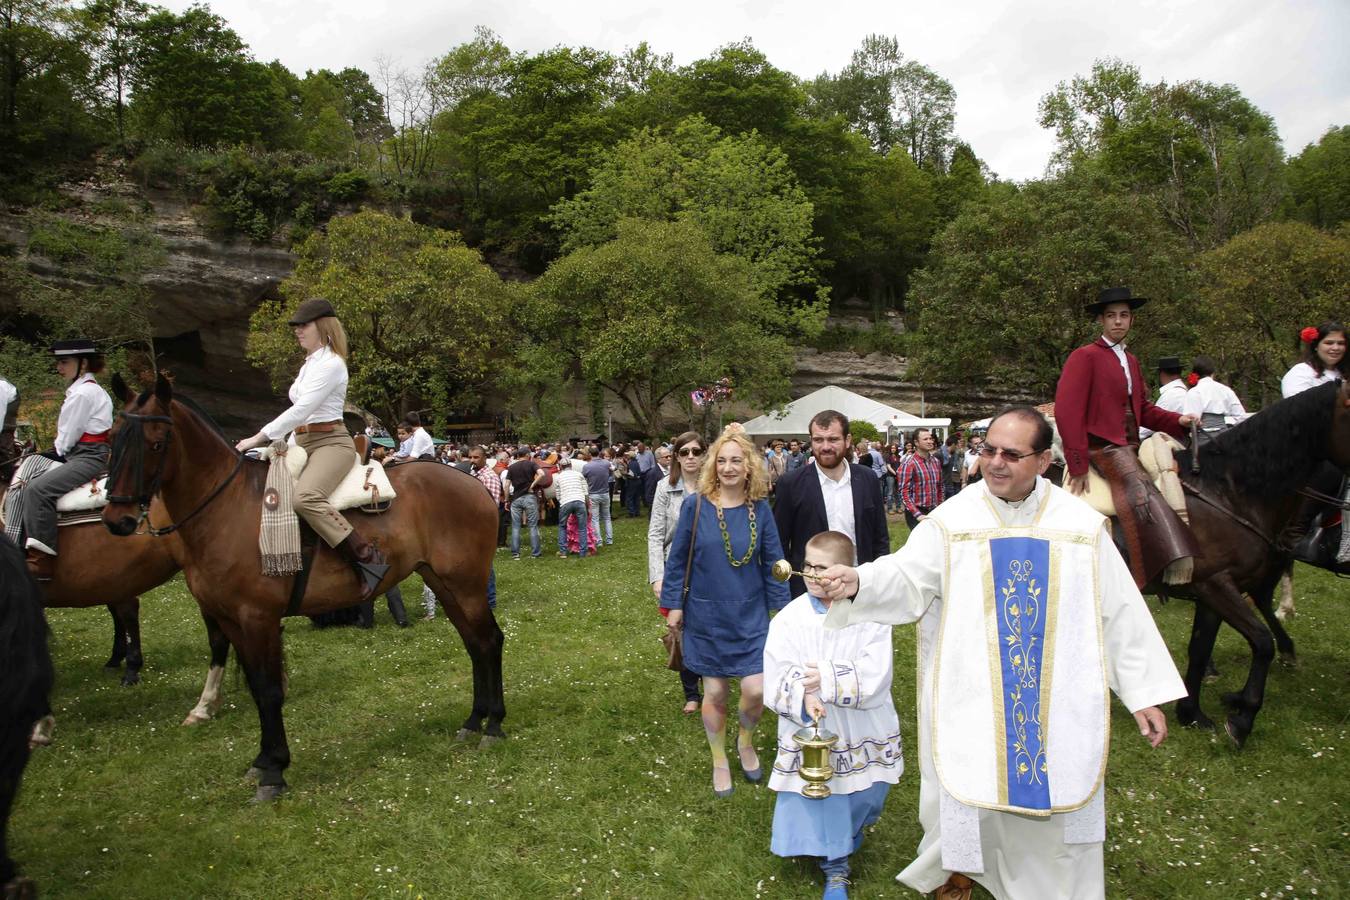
[824,477,1185,899]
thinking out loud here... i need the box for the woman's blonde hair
[314,315,349,361]
[696,424,770,501]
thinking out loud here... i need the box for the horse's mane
[1194,380,1340,498]
[138,388,267,488]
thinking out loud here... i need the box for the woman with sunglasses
[649,430,709,714]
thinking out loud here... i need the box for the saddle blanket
[259,445,397,510]
[3,456,110,513]
[1050,430,1188,521]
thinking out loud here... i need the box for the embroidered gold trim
[1039,543,1062,798]
[980,541,1009,806]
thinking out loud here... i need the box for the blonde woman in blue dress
[662,424,790,797]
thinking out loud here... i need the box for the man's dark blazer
[772,462,891,599]
[642,465,669,507]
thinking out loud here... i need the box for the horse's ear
[154,372,173,407]
[110,373,135,404]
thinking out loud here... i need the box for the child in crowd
[763,531,903,900]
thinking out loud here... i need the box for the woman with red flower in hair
[1281,321,1345,397]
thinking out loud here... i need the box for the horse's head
[1333,378,1350,471]
[103,372,177,537]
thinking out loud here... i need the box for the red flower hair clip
[1300,326,1321,344]
[1186,372,1199,387]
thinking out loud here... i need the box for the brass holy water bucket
[792,720,839,799]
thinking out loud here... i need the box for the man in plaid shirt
[898,428,944,530]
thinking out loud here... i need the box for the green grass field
[16,514,1349,899]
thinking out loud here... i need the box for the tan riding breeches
[294,430,355,547]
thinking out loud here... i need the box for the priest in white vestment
[815,407,1186,900]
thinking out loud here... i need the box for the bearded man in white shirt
[812,406,1185,900]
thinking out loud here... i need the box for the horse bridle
[108,411,245,537]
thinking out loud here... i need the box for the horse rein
[1180,481,1279,550]
[107,411,245,537]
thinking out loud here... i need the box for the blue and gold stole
[989,536,1050,811]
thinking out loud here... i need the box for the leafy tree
[550,115,827,317]
[808,35,956,169]
[129,6,293,148]
[1193,221,1350,404]
[246,210,511,427]
[0,0,96,160]
[18,215,163,359]
[1039,59,1286,248]
[908,171,1194,395]
[521,218,800,437]
[1285,125,1350,230]
[1038,58,1143,171]
[657,40,803,141]
[77,0,147,148]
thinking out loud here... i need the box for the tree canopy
[521,218,802,437]
[246,210,510,427]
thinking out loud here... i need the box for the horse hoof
[244,766,263,782]
[1178,711,1214,732]
[1279,652,1299,669]
[251,783,286,803]
[478,734,504,750]
[1224,718,1249,749]
[454,728,478,742]
[182,712,208,726]
[3,875,36,899]
[120,673,140,687]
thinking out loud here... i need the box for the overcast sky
[168,0,1349,182]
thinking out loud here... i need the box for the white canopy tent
[739,385,951,441]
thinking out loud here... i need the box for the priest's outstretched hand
[1133,706,1168,748]
[814,565,858,603]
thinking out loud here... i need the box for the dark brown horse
[102,374,505,801]
[1159,380,1350,746]
[0,537,54,899]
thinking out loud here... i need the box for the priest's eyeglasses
[976,444,1045,462]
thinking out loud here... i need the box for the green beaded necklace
[715,499,757,567]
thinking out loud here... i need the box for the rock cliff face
[791,348,1043,425]
[2,181,295,433]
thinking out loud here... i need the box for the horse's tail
[0,538,55,886]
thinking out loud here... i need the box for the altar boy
[764,531,902,900]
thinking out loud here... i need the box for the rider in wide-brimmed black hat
[1053,288,1199,588]
[20,340,114,581]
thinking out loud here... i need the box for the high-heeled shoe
[712,764,733,798]
[738,742,762,783]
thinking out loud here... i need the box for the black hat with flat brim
[1084,286,1148,315]
[287,298,338,326]
[50,339,100,357]
[1157,356,1182,373]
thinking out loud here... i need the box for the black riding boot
[356,600,375,629]
[385,586,410,627]
[337,530,390,602]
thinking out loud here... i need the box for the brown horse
[1157,379,1350,746]
[0,483,179,689]
[102,374,505,801]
